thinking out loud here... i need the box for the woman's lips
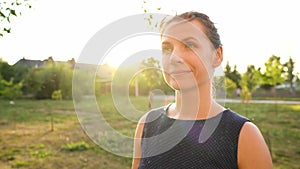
[169,70,192,76]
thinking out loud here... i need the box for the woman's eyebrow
[182,37,198,42]
[161,41,171,46]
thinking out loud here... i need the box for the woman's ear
[212,45,223,67]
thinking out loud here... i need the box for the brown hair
[160,11,222,49]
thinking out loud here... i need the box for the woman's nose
[170,48,183,64]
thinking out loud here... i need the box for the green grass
[61,141,90,151]
[0,97,299,168]
[225,102,300,168]
[251,96,300,101]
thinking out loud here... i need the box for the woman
[132,11,273,169]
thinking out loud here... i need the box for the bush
[225,78,236,98]
[0,77,23,100]
[61,141,89,151]
[51,90,62,100]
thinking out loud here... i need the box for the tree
[295,73,300,87]
[58,63,73,99]
[0,76,23,100]
[260,55,285,97]
[225,77,236,98]
[224,61,241,88]
[0,59,23,99]
[72,64,95,102]
[224,61,231,77]
[242,65,260,92]
[0,0,32,37]
[0,58,14,81]
[240,65,260,103]
[140,57,162,90]
[23,61,74,99]
[12,63,31,83]
[283,56,296,94]
[36,64,60,99]
[138,57,173,95]
[23,67,43,97]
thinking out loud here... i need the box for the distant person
[148,91,154,110]
[236,87,241,97]
[164,95,175,106]
[132,11,273,169]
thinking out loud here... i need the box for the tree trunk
[135,79,139,97]
[289,82,296,96]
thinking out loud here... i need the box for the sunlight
[102,34,161,68]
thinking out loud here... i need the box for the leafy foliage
[131,57,173,95]
[225,77,236,98]
[0,59,14,81]
[0,76,23,100]
[239,65,261,102]
[139,57,162,89]
[23,62,73,99]
[224,62,241,88]
[283,56,296,94]
[261,55,285,87]
[51,90,62,100]
[0,0,32,37]
[242,65,260,92]
[142,0,162,30]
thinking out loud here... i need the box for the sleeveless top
[138,105,249,169]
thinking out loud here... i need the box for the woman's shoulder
[144,105,169,122]
[223,109,250,123]
[216,109,251,135]
[137,106,167,125]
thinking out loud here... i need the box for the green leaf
[4,28,11,33]
[0,11,5,18]
[157,7,161,10]
[10,10,17,16]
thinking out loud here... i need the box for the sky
[0,0,300,74]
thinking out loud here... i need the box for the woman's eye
[162,46,172,55]
[184,42,196,48]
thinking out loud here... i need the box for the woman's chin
[168,80,199,91]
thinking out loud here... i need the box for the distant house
[13,57,76,69]
[96,64,115,94]
[14,57,45,68]
[96,63,114,83]
[13,57,114,94]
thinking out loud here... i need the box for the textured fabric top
[138,105,249,169]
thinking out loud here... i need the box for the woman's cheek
[162,73,179,90]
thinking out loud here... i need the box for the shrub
[61,141,89,151]
[51,90,62,100]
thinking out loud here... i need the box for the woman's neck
[170,82,224,120]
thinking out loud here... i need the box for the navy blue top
[138,105,249,169]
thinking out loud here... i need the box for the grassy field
[0,96,299,169]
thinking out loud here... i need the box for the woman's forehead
[161,20,208,42]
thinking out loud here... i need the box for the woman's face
[161,19,222,91]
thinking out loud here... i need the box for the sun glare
[101,34,161,68]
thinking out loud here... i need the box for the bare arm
[132,116,146,169]
[238,122,273,169]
